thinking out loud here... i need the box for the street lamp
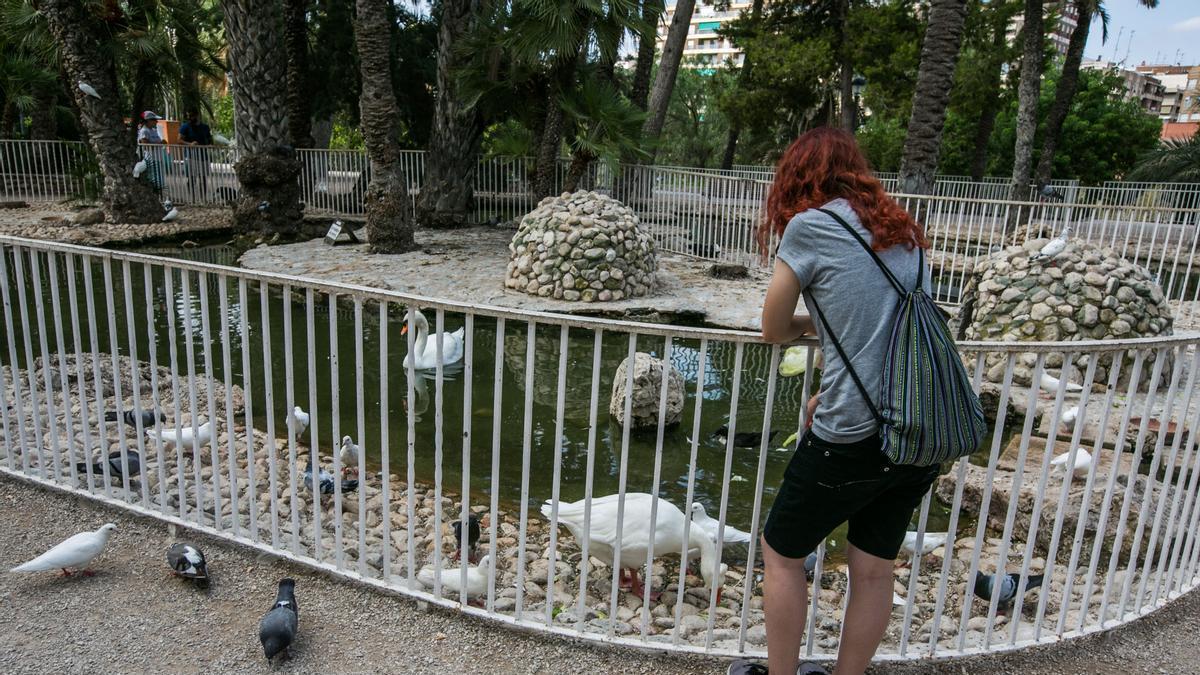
[851,74,867,130]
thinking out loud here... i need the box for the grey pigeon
[76,450,141,481]
[973,571,1044,609]
[804,551,820,580]
[259,578,298,662]
[104,409,165,429]
[167,543,208,583]
[303,461,358,496]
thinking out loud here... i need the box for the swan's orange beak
[401,324,409,335]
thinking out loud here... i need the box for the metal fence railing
[2,235,1200,662]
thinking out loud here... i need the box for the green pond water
[2,243,985,559]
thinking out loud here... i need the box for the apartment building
[659,0,753,69]
[1007,0,1079,58]
[1134,64,1200,123]
[1082,59,1165,115]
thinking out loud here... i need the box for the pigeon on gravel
[151,421,212,450]
[339,435,360,476]
[76,450,141,481]
[452,513,481,563]
[167,543,208,582]
[287,406,309,444]
[259,578,298,662]
[9,523,116,576]
[303,460,358,496]
[104,409,166,429]
[973,571,1045,610]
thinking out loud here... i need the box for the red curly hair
[759,127,928,256]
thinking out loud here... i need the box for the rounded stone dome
[504,191,657,302]
[960,238,1172,386]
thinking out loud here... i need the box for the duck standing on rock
[542,493,727,604]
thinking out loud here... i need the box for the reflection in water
[2,245,963,558]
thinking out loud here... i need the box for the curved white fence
[0,236,1198,662]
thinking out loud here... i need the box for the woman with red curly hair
[729,128,936,675]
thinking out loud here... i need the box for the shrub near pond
[505,191,657,302]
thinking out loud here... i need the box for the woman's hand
[805,394,819,428]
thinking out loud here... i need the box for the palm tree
[284,0,314,149]
[969,0,1016,180]
[896,0,970,194]
[560,77,647,192]
[719,0,764,170]
[33,0,163,223]
[640,0,696,163]
[1008,0,1044,204]
[354,0,416,253]
[630,0,663,110]
[415,0,481,229]
[221,0,304,233]
[1034,0,1156,188]
[1128,133,1200,184]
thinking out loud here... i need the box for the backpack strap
[806,292,885,426]
[815,207,907,298]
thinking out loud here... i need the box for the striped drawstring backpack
[806,208,986,467]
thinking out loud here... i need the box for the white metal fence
[2,235,1200,662]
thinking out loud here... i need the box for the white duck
[286,406,309,443]
[402,309,464,370]
[10,523,116,576]
[1030,226,1071,264]
[542,493,727,603]
[1039,372,1083,394]
[417,554,492,603]
[1051,448,1093,478]
[150,421,213,451]
[901,531,949,557]
[689,502,752,545]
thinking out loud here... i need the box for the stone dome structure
[505,191,657,302]
[960,238,1172,386]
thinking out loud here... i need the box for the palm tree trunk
[837,0,855,132]
[284,0,315,149]
[720,0,764,170]
[0,101,15,139]
[34,0,163,223]
[642,0,697,163]
[1034,0,1091,188]
[1009,0,1044,205]
[563,149,596,193]
[897,0,969,195]
[534,86,567,200]
[416,0,482,229]
[170,0,205,118]
[630,0,663,111]
[222,0,304,234]
[355,0,417,253]
[970,12,1009,181]
[29,88,56,140]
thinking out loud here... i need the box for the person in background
[179,110,213,201]
[136,111,165,191]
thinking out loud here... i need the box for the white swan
[542,493,728,603]
[901,531,948,557]
[402,309,464,370]
[417,554,491,602]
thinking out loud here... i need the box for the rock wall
[505,191,657,301]
[609,352,684,429]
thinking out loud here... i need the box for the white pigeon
[10,523,116,575]
[1039,372,1083,393]
[1060,405,1080,427]
[161,208,179,222]
[1051,448,1093,478]
[151,421,213,450]
[133,159,148,178]
[287,406,310,442]
[339,435,360,473]
[689,502,752,545]
[77,82,100,99]
[213,132,233,147]
[417,554,491,600]
[901,531,949,557]
[893,591,907,607]
[1031,226,1071,263]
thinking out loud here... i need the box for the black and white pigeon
[104,409,166,429]
[166,543,208,583]
[452,513,481,564]
[76,450,141,481]
[712,424,778,448]
[302,460,358,496]
[259,578,298,662]
[972,571,1045,609]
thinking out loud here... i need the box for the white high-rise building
[658,1,755,69]
[1007,1,1079,58]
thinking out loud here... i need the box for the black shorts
[762,429,940,561]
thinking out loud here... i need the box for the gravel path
[1,474,1197,674]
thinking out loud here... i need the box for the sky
[1083,1,1200,67]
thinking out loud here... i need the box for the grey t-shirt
[775,198,929,443]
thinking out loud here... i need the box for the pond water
[3,242,979,560]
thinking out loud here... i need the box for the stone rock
[71,208,105,226]
[609,352,685,429]
[505,191,657,302]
